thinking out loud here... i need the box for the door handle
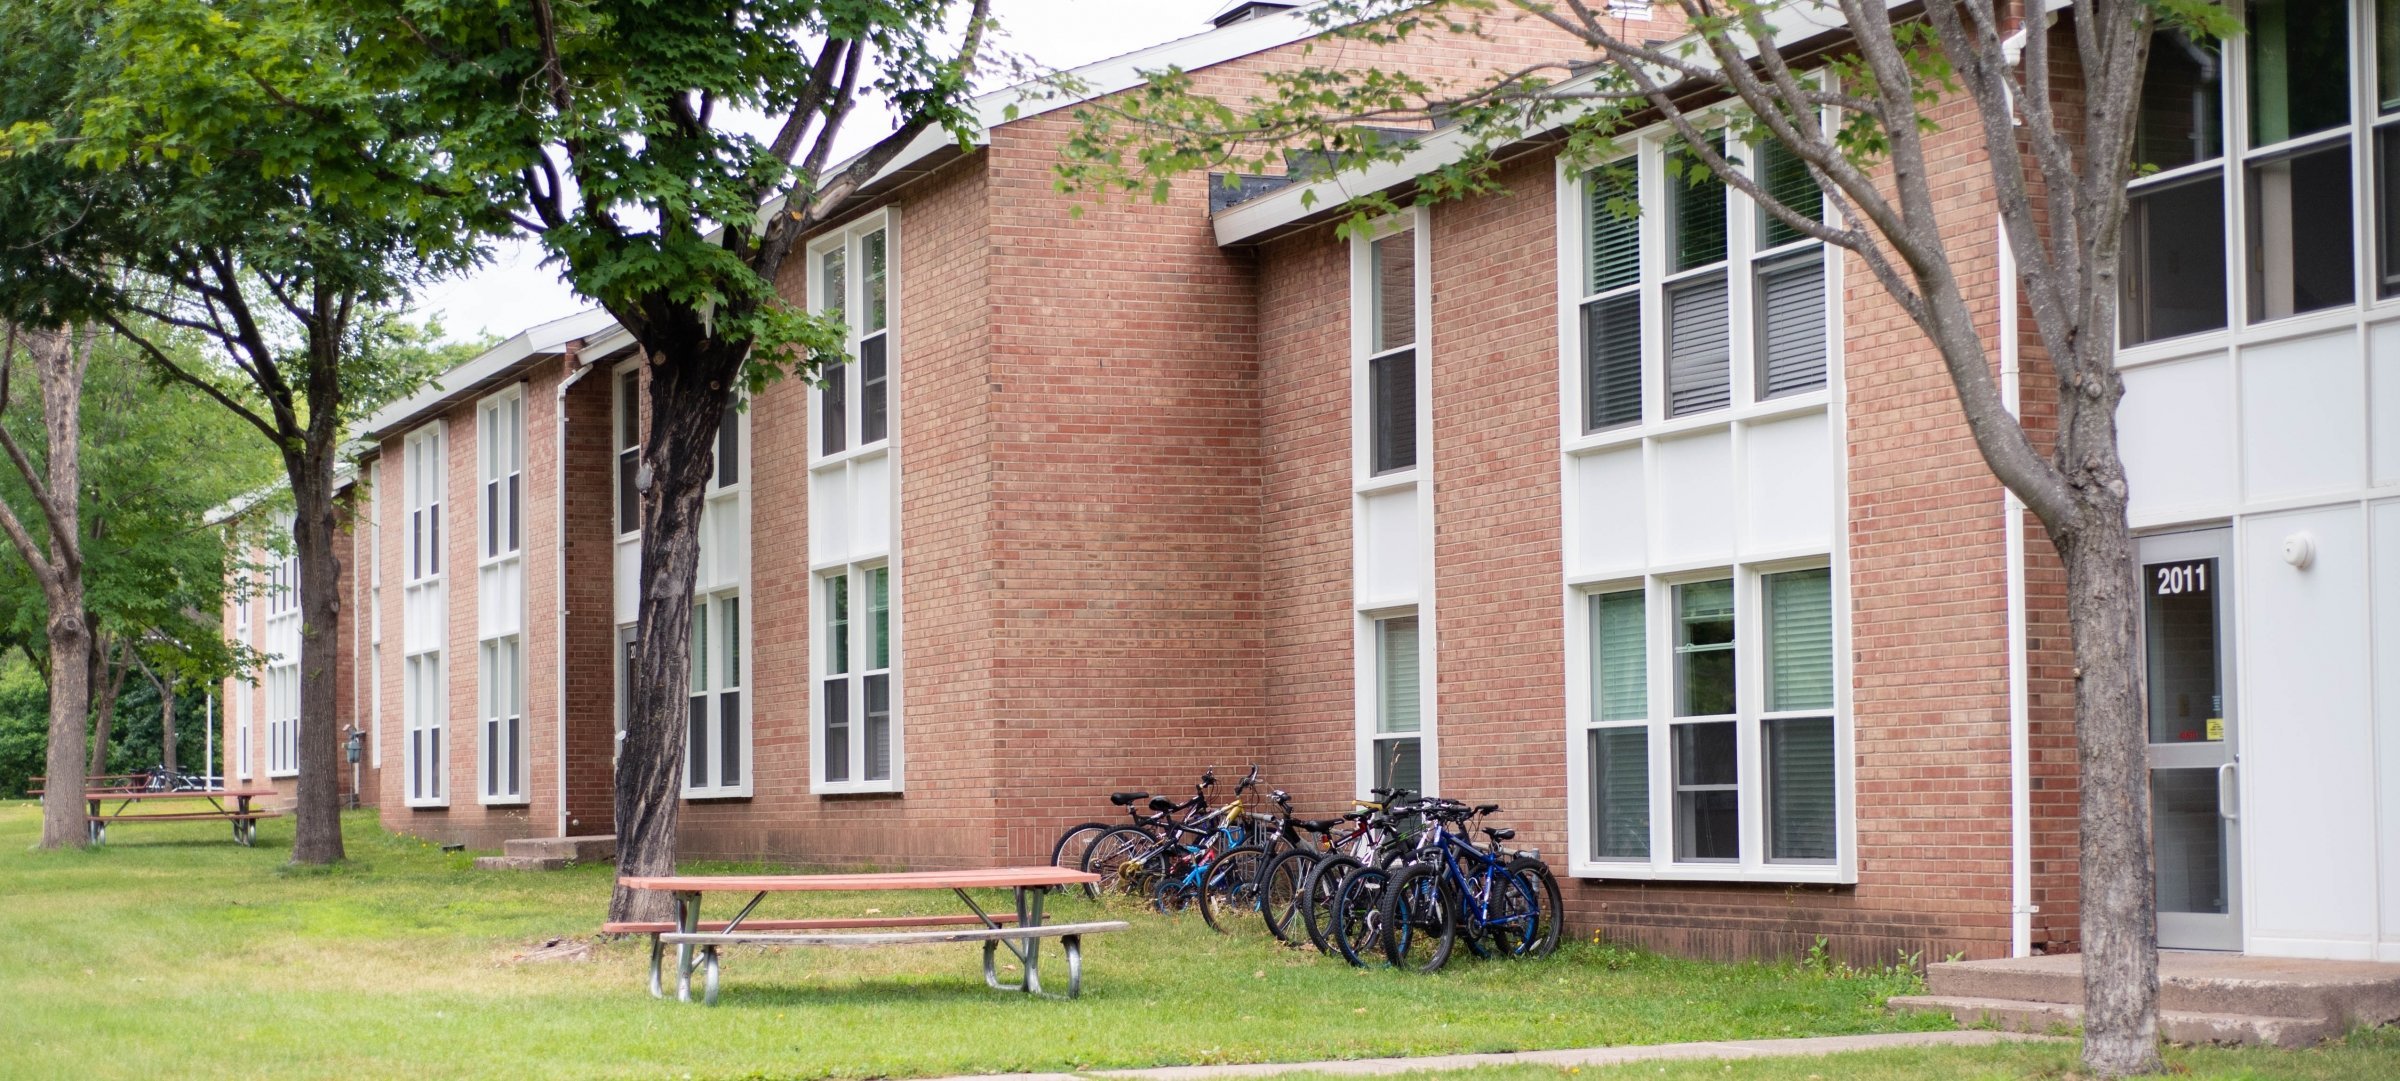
[2217,761,2238,823]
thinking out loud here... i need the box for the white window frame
[402,422,450,808]
[475,388,530,805]
[613,364,642,540]
[684,392,751,800]
[367,457,382,763]
[813,562,899,793]
[1555,111,1851,885]
[1562,120,1835,454]
[231,678,252,782]
[808,207,904,795]
[1349,210,1439,797]
[809,210,896,467]
[263,522,301,779]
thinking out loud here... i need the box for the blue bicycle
[1377,798,1560,972]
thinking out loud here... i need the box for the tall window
[1577,566,1841,873]
[1364,230,1418,475]
[817,226,891,457]
[1577,131,1828,431]
[615,368,640,535]
[1371,614,1422,792]
[476,390,527,803]
[402,424,448,806]
[818,566,894,787]
[232,680,253,781]
[685,389,748,798]
[264,534,300,778]
[367,458,382,764]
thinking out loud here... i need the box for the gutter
[1999,222,2035,958]
[554,346,597,836]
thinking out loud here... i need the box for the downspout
[555,345,596,837]
[1999,225,2035,958]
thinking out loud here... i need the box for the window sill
[1353,469,1422,496]
[682,787,754,802]
[812,780,903,797]
[267,770,299,780]
[405,797,450,810]
[478,795,531,808]
[1565,392,1832,454]
[475,551,524,571]
[1568,859,1853,886]
[809,442,891,472]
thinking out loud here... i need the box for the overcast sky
[409,0,1234,343]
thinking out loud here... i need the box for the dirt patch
[511,937,596,964]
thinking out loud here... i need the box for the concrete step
[1926,954,2400,1027]
[1889,994,2340,1049]
[502,834,616,862]
[473,855,571,872]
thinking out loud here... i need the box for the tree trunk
[289,456,347,863]
[38,591,90,847]
[159,676,176,772]
[608,346,739,923]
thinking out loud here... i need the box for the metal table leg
[1015,886,1045,995]
[674,892,699,1003]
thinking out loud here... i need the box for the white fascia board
[357,307,618,441]
[1211,0,1874,245]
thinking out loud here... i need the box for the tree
[357,0,995,920]
[2,0,495,863]
[1056,1,2236,1075]
[0,324,97,848]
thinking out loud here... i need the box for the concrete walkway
[920,1030,2059,1081]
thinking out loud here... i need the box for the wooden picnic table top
[85,788,276,801]
[621,866,1100,893]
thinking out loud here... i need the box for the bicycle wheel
[1328,866,1390,968]
[1507,856,1564,958]
[1379,863,1455,973]
[1050,821,1114,900]
[1467,864,1539,959]
[1299,853,1361,955]
[1083,826,1160,899]
[1199,844,1269,935]
[1255,847,1314,945]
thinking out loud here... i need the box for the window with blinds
[820,562,897,788]
[1366,230,1419,475]
[687,592,744,795]
[1374,614,1422,793]
[1574,129,1831,432]
[1583,163,1643,431]
[1577,565,1843,875]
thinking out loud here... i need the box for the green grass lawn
[0,802,2388,1081]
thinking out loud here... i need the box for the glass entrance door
[2141,528,2241,951]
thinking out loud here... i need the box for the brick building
[228,1,2400,965]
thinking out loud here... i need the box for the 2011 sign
[2151,559,2212,597]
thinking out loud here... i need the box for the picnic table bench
[615,866,1127,1006]
[78,789,280,846]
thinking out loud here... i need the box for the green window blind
[1766,568,1835,712]
[1757,138,1823,248]
[1766,716,1837,861]
[868,567,891,670]
[826,574,849,675]
[1586,163,1641,294]
[1589,726,1650,859]
[1592,590,1648,722]
[1378,616,1420,734]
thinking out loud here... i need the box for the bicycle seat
[1109,791,1152,806]
[1147,796,1178,813]
[1483,827,1516,843]
[1298,818,1340,833]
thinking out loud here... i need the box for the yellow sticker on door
[2206,718,2224,741]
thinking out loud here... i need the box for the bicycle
[1378,799,1563,972]
[1051,786,1188,899]
[1081,769,1219,899]
[1297,788,1421,956]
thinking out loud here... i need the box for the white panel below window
[1652,431,1735,564]
[614,537,640,626]
[1357,485,1421,606]
[478,559,523,637]
[811,465,852,565]
[2239,505,2376,954]
[1571,447,1647,576]
[403,585,445,654]
[2120,353,2237,522]
[855,453,892,558]
[2239,331,2365,503]
[1740,411,1833,555]
[2370,324,2400,488]
[2373,500,2400,956]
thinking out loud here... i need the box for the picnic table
[615,866,1128,1006]
[81,788,280,846]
